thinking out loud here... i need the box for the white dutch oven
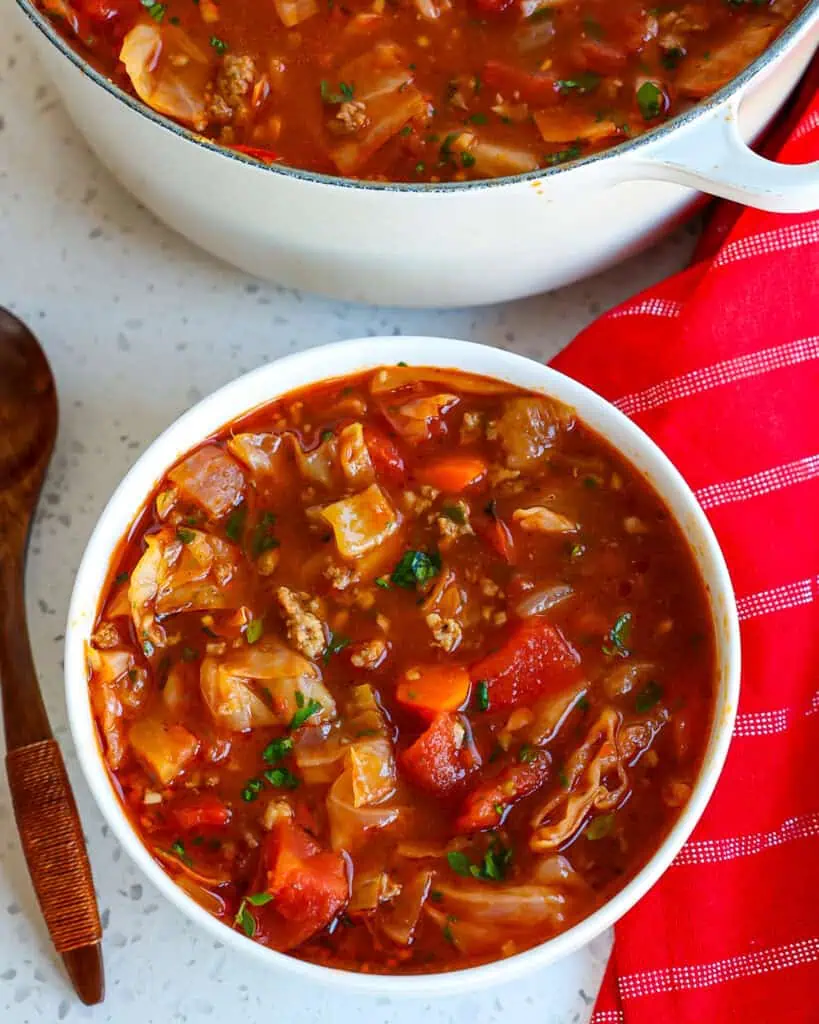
[15,1,819,307]
[65,337,741,995]
[15,0,819,306]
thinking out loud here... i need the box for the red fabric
[550,87,819,1024]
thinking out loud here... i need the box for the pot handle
[626,97,819,214]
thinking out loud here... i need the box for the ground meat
[480,577,503,598]
[402,485,440,516]
[91,621,121,649]
[324,563,358,590]
[460,410,484,444]
[329,100,369,136]
[208,54,256,125]
[437,500,474,549]
[350,639,388,669]
[426,612,462,653]
[276,586,326,661]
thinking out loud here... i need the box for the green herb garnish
[226,503,247,543]
[440,505,466,524]
[375,576,391,589]
[518,744,536,764]
[210,35,228,54]
[637,81,663,120]
[235,901,256,937]
[241,778,263,802]
[290,693,322,730]
[468,112,488,124]
[176,527,196,544]
[324,631,350,664]
[246,619,264,645]
[585,813,615,840]
[115,571,130,585]
[181,646,198,662]
[660,46,684,70]
[264,767,300,790]
[170,839,192,867]
[320,80,354,104]
[247,892,274,907]
[604,612,633,657]
[142,639,155,658]
[251,512,279,557]
[544,144,582,166]
[461,152,476,168]
[262,736,294,764]
[556,72,600,94]
[390,549,441,589]
[635,680,663,713]
[475,679,489,712]
[447,851,472,877]
[140,0,166,21]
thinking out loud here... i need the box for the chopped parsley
[251,511,279,557]
[142,639,155,658]
[320,80,354,104]
[430,889,444,903]
[324,631,350,664]
[439,132,460,162]
[247,892,274,907]
[176,527,196,544]
[468,112,488,124]
[556,72,600,94]
[494,802,505,816]
[209,36,228,54]
[637,81,664,120]
[263,767,300,790]
[262,736,294,764]
[518,744,536,764]
[246,619,264,645]
[661,47,685,70]
[603,612,633,657]
[290,692,322,730]
[474,679,490,712]
[390,549,441,589]
[115,571,130,585]
[414,161,425,174]
[241,778,263,802]
[320,429,335,442]
[225,503,247,543]
[399,125,412,137]
[447,838,513,882]
[170,839,192,867]
[234,899,259,937]
[181,646,198,662]
[558,767,570,789]
[461,152,477,168]
[440,505,466,524]
[585,813,615,840]
[635,680,663,713]
[140,0,166,21]
[570,543,586,559]
[442,916,457,944]
[374,576,391,589]
[544,144,582,166]
[577,695,590,712]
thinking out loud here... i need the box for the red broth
[88,366,715,972]
[38,0,806,182]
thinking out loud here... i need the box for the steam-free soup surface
[89,365,714,972]
[39,0,806,181]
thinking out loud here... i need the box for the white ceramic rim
[65,337,741,996]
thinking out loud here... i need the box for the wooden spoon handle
[6,739,104,1004]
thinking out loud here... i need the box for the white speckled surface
[0,20,698,1023]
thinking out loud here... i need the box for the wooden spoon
[0,308,104,1005]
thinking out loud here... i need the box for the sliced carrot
[397,665,471,718]
[416,456,487,493]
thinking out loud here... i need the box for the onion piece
[514,582,575,618]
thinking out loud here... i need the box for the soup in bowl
[65,338,739,991]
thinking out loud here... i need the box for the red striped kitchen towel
[551,86,819,1024]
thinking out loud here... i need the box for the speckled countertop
[0,18,698,1024]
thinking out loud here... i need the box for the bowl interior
[65,336,740,995]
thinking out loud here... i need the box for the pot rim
[64,336,741,996]
[17,0,819,193]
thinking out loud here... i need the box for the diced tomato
[399,713,480,795]
[363,425,406,484]
[454,750,551,833]
[573,38,629,74]
[476,514,516,564]
[230,144,281,165]
[482,61,559,105]
[250,820,349,950]
[469,617,581,709]
[170,793,232,831]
